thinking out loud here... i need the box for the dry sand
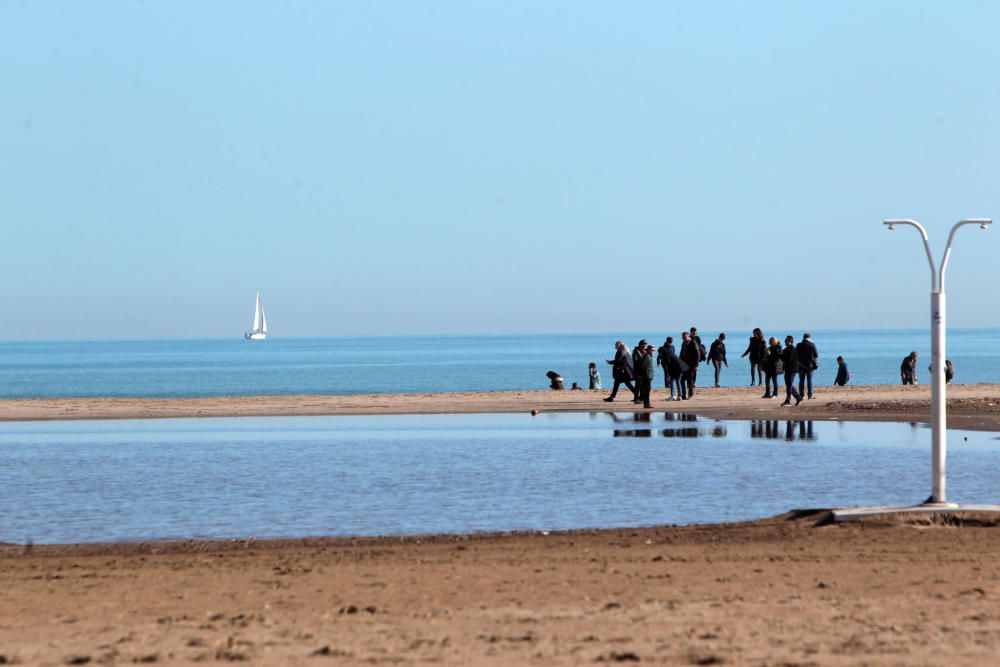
[3,385,1000,664]
[1,383,999,430]
[3,513,1000,665]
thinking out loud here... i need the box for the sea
[0,329,998,399]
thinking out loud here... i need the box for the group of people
[597,328,827,407]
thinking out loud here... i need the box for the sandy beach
[1,383,999,430]
[3,513,1000,665]
[4,385,1000,665]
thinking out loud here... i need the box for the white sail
[251,292,262,331]
[261,304,268,334]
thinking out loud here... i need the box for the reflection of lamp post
[883,218,992,505]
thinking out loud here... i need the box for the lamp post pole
[883,218,992,504]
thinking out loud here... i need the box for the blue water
[2,412,998,544]
[0,329,998,399]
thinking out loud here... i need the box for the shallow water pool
[1,412,997,543]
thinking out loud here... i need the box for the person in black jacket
[901,351,918,385]
[603,340,636,402]
[834,357,850,386]
[740,328,766,387]
[679,331,701,399]
[795,333,819,399]
[636,343,655,408]
[707,333,728,387]
[658,336,686,401]
[689,327,705,389]
[762,337,783,398]
[781,335,802,406]
[630,339,647,404]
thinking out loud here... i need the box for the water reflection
[750,420,817,442]
[606,412,729,439]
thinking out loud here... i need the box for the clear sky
[2,1,999,339]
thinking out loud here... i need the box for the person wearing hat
[795,333,819,399]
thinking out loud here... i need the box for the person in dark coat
[604,341,636,402]
[689,327,706,389]
[795,332,819,399]
[901,351,918,385]
[740,328,766,387]
[658,336,686,401]
[834,356,850,386]
[679,331,701,399]
[636,343,655,408]
[630,339,647,403]
[707,333,728,387]
[781,335,801,406]
[762,337,783,398]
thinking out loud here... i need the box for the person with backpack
[707,333,728,387]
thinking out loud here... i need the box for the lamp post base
[831,503,1000,522]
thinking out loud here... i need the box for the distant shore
[2,383,999,429]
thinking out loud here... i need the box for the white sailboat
[244,292,268,340]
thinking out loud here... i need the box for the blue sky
[2,1,999,338]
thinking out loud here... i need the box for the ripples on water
[2,413,998,544]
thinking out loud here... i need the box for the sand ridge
[1,383,999,430]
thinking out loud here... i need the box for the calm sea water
[0,329,998,399]
[2,413,998,544]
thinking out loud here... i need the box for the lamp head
[885,222,896,231]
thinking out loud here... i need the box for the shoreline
[2,383,999,429]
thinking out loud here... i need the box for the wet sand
[3,513,1000,665]
[1,383,999,430]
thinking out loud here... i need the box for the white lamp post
[882,218,992,505]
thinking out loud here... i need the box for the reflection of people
[927,359,954,384]
[901,351,918,385]
[546,371,564,390]
[604,341,636,402]
[834,356,850,386]
[588,362,601,390]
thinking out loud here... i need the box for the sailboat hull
[244,332,267,340]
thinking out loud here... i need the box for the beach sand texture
[3,514,1000,665]
[1,383,999,429]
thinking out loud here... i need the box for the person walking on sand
[901,351,918,385]
[781,335,802,406]
[679,331,700,399]
[796,333,819,399]
[689,327,706,389]
[708,333,728,387]
[631,339,647,403]
[659,336,685,400]
[604,341,636,402]
[741,328,766,387]
[636,343,654,408]
[834,356,850,386]
[762,337,783,398]
[588,362,602,390]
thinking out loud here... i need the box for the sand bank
[3,513,1000,665]
[1,383,999,429]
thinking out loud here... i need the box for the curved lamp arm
[884,219,937,291]
[940,219,992,292]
